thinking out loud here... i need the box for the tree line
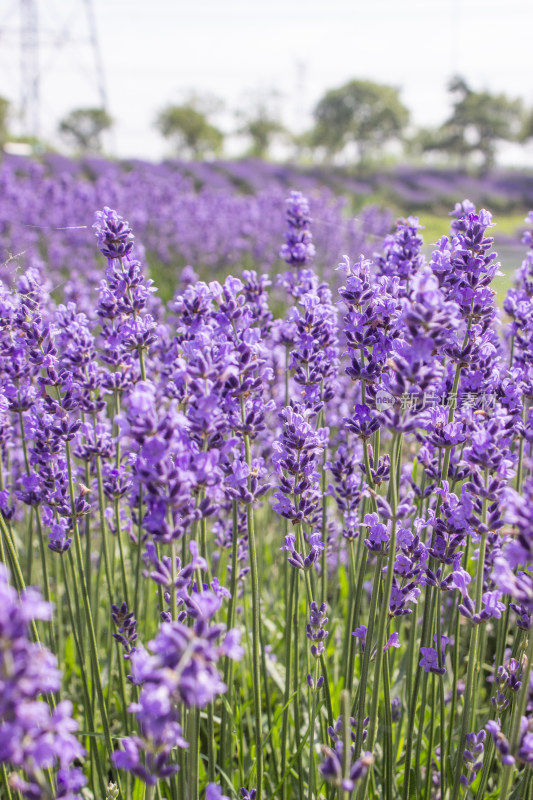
[2,76,532,169]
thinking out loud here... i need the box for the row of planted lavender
[0,154,390,296]
[0,189,532,800]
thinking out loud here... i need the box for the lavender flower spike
[0,566,86,798]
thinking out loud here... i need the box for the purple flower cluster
[112,601,138,660]
[319,716,374,791]
[279,191,316,269]
[0,566,85,799]
[273,405,327,568]
[113,590,243,785]
[461,730,485,786]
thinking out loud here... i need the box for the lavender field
[1,158,533,800]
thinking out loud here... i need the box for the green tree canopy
[58,107,113,153]
[311,79,410,162]
[0,96,10,146]
[423,76,525,169]
[155,97,224,160]
[235,90,286,159]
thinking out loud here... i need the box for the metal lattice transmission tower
[2,0,109,142]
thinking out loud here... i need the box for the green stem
[280,567,296,800]
[499,630,533,799]
[321,447,328,606]
[345,533,367,696]
[293,566,304,799]
[423,674,437,800]
[134,486,144,616]
[0,511,42,645]
[65,442,117,781]
[308,660,320,800]
[1,762,13,800]
[365,434,401,754]
[435,599,447,799]
[340,690,351,800]
[382,649,394,800]
[61,555,107,797]
[353,561,382,756]
[220,499,240,783]
[115,496,130,608]
[451,531,487,800]
[189,707,200,800]
[402,584,434,800]
[243,432,263,799]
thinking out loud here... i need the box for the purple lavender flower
[517,717,533,765]
[279,191,316,268]
[375,216,425,283]
[206,784,230,800]
[94,206,135,260]
[112,602,139,660]
[0,566,85,797]
[461,730,485,786]
[319,716,374,791]
[306,601,328,689]
[486,720,515,766]
[272,404,327,537]
[362,512,391,555]
[419,647,439,673]
[352,625,367,652]
[113,590,243,785]
[345,404,381,441]
[391,697,402,723]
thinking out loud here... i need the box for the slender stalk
[308,660,320,800]
[220,499,240,782]
[345,532,367,695]
[321,447,328,606]
[382,649,394,800]
[451,531,487,800]
[402,584,434,800]
[366,434,401,752]
[0,512,42,646]
[423,674,437,800]
[280,568,296,800]
[293,566,304,799]
[114,496,130,608]
[499,630,533,799]
[65,442,116,780]
[414,656,431,798]
[340,690,351,800]
[353,562,382,755]
[61,555,107,797]
[134,485,144,615]
[243,431,263,799]
[435,600,447,798]
[17,410,55,649]
[1,763,13,800]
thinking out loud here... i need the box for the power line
[0,0,109,144]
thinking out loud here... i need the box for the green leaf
[132,777,146,800]
[64,634,76,674]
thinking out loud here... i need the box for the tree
[310,79,409,162]
[155,97,224,160]
[423,76,524,169]
[0,96,10,146]
[235,90,286,159]
[58,107,113,153]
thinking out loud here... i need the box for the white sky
[0,0,532,162]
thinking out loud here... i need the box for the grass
[413,210,529,247]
